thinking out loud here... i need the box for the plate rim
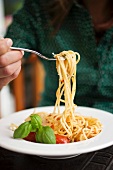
[0,106,113,158]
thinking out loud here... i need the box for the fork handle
[10,47,37,53]
[10,47,56,61]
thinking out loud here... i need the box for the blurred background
[0,0,45,117]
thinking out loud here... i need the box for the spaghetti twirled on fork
[11,50,102,143]
[43,50,102,142]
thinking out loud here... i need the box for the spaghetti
[11,50,102,143]
[37,50,102,142]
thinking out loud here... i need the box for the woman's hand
[0,38,24,90]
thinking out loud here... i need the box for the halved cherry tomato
[24,132,36,142]
[24,132,70,144]
[55,134,70,144]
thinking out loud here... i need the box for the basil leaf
[13,121,32,139]
[31,127,37,132]
[30,114,42,129]
[42,126,56,144]
[36,126,56,144]
[35,126,43,143]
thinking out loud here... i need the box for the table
[1,145,113,170]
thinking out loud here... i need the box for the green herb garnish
[13,114,56,144]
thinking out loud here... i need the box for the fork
[10,47,57,61]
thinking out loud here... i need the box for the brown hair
[47,0,74,33]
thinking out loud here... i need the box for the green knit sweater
[6,0,113,113]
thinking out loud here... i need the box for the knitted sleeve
[5,0,41,58]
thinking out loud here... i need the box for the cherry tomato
[55,134,70,144]
[24,132,36,142]
[24,132,70,144]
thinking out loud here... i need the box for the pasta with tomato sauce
[38,50,102,142]
[11,50,102,144]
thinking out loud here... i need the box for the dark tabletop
[1,145,113,170]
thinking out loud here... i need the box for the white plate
[0,106,113,159]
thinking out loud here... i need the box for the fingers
[0,50,23,67]
[0,38,24,89]
[0,60,22,78]
[0,38,13,55]
[0,66,21,89]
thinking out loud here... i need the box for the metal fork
[10,47,57,61]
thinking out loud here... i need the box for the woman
[1,0,113,112]
[1,0,113,169]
